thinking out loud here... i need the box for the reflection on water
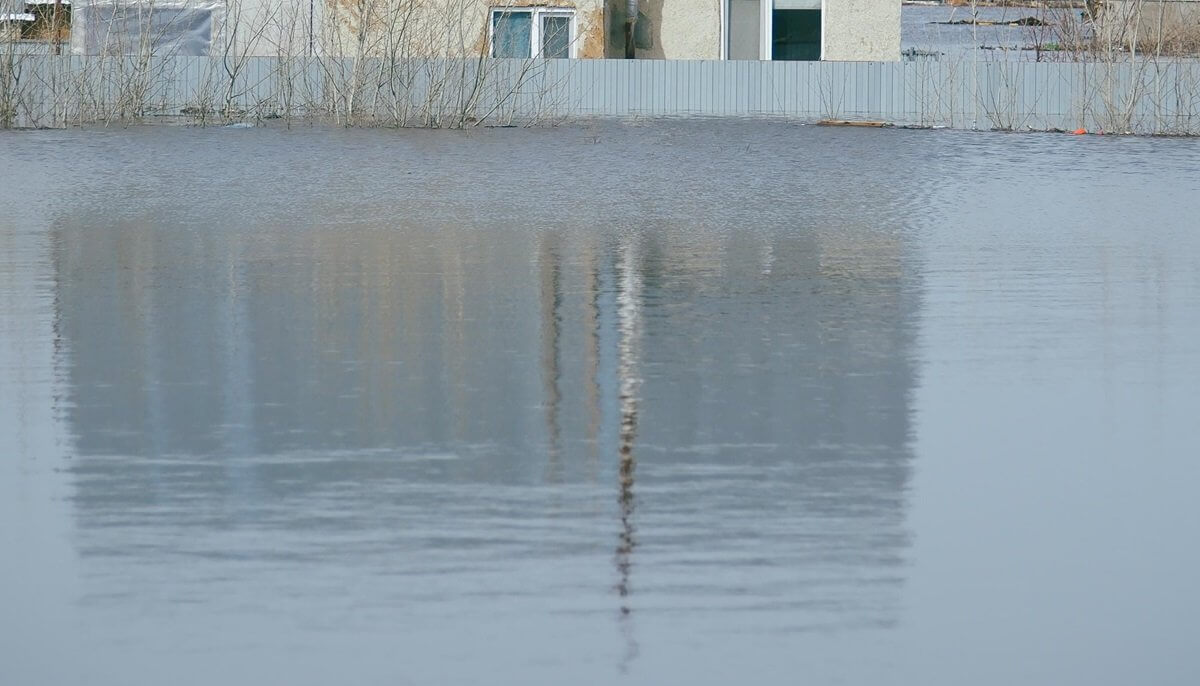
[540,232,564,481]
[615,237,643,671]
[6,123,1197,685]
[28,124,920,684]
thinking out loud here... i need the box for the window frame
[489,6,578,59]
[721,0,825,61]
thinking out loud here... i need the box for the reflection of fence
[4,55,1200,133]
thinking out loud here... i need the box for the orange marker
[1072,128,1087,135]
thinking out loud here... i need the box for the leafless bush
[0,0,567,128]
[0,40,26,127]
[3,0,1199,134]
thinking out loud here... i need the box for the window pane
[772,9,821,61]
[541,15,571,58]
[492,11,532,58]
[727,0,761,60]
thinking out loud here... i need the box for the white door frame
[720,0,773,60]
[819,0,827,60]
[760,0,772,61]
[721,0,728,59]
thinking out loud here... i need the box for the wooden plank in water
[816,119,890,127]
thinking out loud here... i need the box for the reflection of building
[529,217,916,640]
[53,218,548,469]
[54,169,917,635]
[618,225,917,632]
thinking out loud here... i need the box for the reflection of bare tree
[614,235,641,673]
[582,240,602,480]
[219,238,255,459]
[442,240,468,440]
[538,232,563,482]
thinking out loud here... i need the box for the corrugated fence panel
[7,54,1199,133]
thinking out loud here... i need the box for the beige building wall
[61,0,900,60]
[631,0,722,60]
[310,0,719,60]
[642,0,900,62]
[1098,0,1200,54]
[313,0,609,58]
[233,0,313,56]
[229,0,898,61]
[823,0,900,61]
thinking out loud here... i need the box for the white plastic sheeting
[71,0,224,56]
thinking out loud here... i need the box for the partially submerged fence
[3,52,1200,133]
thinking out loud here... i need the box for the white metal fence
[3,54,1200,133]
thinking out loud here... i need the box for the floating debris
[817,120,891,128]
[933,16,1049,26]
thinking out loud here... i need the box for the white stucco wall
[823,0,900,61]
[635,0,722,60]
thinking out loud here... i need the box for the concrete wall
[824,0,900,61]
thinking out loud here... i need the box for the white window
[490,7,576,59]
[725,0,823,61]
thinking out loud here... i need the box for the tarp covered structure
[70,0,223,56]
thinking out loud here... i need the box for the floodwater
[902,5,1085,58]
[1,122,1198,686]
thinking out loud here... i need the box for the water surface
[902,5,1085,58]
[2,123,1198,685]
